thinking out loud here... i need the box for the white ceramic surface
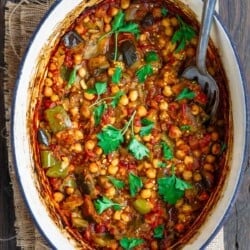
[11,0,249,249]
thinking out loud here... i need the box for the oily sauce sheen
[34,0,229,249]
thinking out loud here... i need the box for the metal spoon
[182,0,219,118]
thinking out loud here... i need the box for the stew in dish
[33,0,229,248]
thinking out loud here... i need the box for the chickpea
[85,140,96,150]
[44,86,53,97]
[211,132,219,141]
[71,143,82,153]
[110,7,119,17]
[66,187,74,195]
[162,18,171,27]
[104,24,111,33]
[175,199,184,209]
[89,162,99,173]
[137,105,148,117]
[108,165,119,175]
[170,17,178,26]
[51,94,59,102]
[165,26,173,37]
[175,150,185,160]
[143,134,151,142]
[128,89,138,102]
[104,15,112,24]
[53,192,64,202]
[211,143,221,155]
[119,95,129,106]
[106,186,116,197]
[193,172,202,182]
[78,67,87,78]
[45,77,53,86]
[139,33,147,42]
[169,125,182,139]
[206,154,216,163]
[84,91,95,101]
[121,0,130,9]
[111,85,120,94]
[204,163,214,172]
[80,105,91,119]
[49,62,57,71]
[151,241,158,250]
[182,170,192,181]
[121,212,130,222]
[113,210,122,220]
[191,104,200,115]
[159,101,168,111]
[146,168,157,179]
[182,204,192,214]
[144,179,155,189]
[141,189,152,199]
[186,47,195,57]
[95,147,103,156]
[74,54,82,65]
[83,16,90,23]
[163,86,173,97]
[184,156,194,166]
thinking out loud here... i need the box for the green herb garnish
[112,66,122,84]
[108,176,125,189]
[94,196,122,214]
[140,118,154,136]
[153,224,164,239]
[175,87,196,101]
[145,51,159,64]
[128,172,143,197]
[87,82,107,96]
[158,173,191,204]
[136,64,153,83]
[128,137,149,160]
[161,7,168,17]
[180,125,191,131]
[97,125,124,154]
[161,141,174,160]
[93,103,106,126]
[110,90,124,108]
[68,67,77,86]
[157,161,167,168]
[119,237,144,250]
[171,16,196,52]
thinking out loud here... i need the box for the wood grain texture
[219,0,250,250]
[0,0,249,249]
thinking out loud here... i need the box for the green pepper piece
[133,198,152,214]
[46,163,68,178]
[40,150,57,168]
[45,105,72,133]
[63,176,77,188]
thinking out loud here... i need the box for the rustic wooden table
[0,0,249,249]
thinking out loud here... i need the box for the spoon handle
[197,0,217,75]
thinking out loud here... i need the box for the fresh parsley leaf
[128,173,143,197]
[161,7,168,17]
[157,161,167,168]
[68,67,77,86]
[118,23,140,37]
[108,176,125,189]
[119,237,144,250]
[97,125,124,154]
[145,51,159,64]
[161,141,174,160]
[140,118,154,136]
[171,16,196,52]
[136,64,153,83]
[153,225,164,239]
[180,125,191,131]
[112,66,122,84]
[87,82,107,96]
[220,142,227,154]
[94,196,122,214]
[112,10,125,31]
[93,103,106,126]
[175,87,196,101]
[110,90,124,108]
[157,175,191,204]
[128,137,149,160]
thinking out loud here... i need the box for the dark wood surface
[0,0,249,249]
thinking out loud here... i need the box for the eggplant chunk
[120,40,137,67]
[63,31,84,48]
[141,12,154,27]
[37,128,50,146]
